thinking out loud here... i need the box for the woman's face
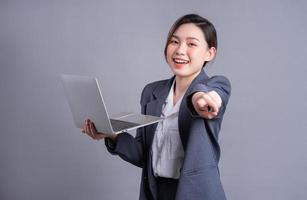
[166,23,215,80]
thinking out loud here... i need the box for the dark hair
[164,14,218,67]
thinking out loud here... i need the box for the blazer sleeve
[104,85,150,168]
[105,129,144,168]
[186,75,231,119]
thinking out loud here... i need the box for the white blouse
[151,80,185,179]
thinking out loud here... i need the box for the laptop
[60,74,163,134]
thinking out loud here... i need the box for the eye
[169,39,179,45]
[187,42,197,47]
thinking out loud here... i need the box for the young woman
[82,14,231,200]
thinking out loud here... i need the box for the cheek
[166,46,174,61]
[188,49,206,62]
[187,48,196,55]
[186,49,199,60]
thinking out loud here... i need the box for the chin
[172,69,202,80]
[172,70,190,78]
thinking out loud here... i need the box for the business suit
[105,69,231,200]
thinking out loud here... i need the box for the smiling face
[166,23,216,81]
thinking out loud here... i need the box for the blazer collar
[152,75,175,101]
[152,69,209,100]
[145,70,209,150]
[146,70,209,120]
[185,69,209,95]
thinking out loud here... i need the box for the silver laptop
[60,74,163,134]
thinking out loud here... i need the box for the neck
[173,70,201,105]
[174,77,190,95]
[174,70,201,95]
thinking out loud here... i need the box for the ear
[204,47,217,62]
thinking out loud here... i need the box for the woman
[82,14,231,200]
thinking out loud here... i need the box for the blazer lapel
[144,70,209,150]
[144,76,175,146]
[144,77,175,199]
[178,70,209,150]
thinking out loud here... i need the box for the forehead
[172,23,206,41]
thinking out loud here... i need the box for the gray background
[1,0,306,199]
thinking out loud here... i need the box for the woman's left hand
[191,91,222,119]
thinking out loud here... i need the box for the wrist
[107,134,119,143]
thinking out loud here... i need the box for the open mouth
[173,58,189,64]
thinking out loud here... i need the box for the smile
[173,58,189,64]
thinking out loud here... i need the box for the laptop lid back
[61,74,114,134]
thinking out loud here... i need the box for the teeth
[173,58,189,64]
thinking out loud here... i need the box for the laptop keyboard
[110,119,140,132]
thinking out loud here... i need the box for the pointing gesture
[191,91,222,119]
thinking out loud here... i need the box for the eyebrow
[171,35,200,42]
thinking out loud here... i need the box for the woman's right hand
[191,91,222,119]
[81,119,118,142]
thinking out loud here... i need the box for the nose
[175,43,187,56]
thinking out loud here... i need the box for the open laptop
[60,74,163,134]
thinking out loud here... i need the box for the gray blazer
[106,70,231,200]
